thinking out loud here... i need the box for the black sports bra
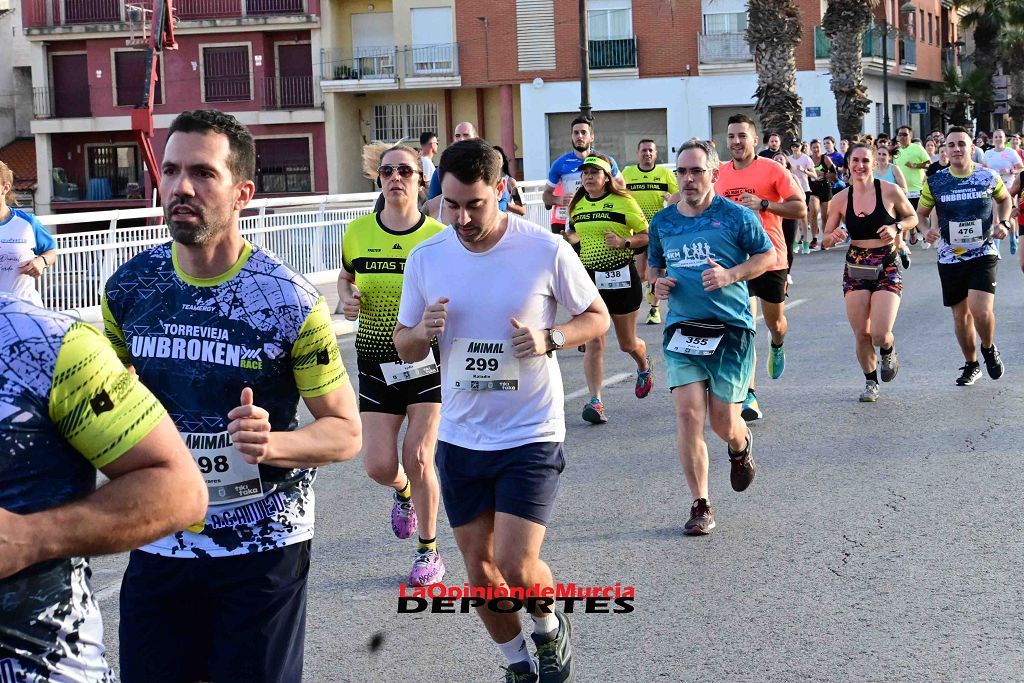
[845,179,897,241]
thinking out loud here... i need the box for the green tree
[746,0,804,146]
[822,0,876,140]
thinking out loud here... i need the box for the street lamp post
[579,0,591,118]
[878,0,917,138]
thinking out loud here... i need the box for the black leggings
[782,218,797,273]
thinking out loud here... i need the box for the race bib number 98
[449,338,519,391]
[185,431,264,506]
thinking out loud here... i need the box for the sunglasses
[378,164,418,179]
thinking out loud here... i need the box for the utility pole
[579,0,591,118]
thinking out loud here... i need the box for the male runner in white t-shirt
[396,139,609,681]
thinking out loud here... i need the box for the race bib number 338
[449,338,519,391]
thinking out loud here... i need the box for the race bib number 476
[448,338,519,391]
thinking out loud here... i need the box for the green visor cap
[580,156,613,175]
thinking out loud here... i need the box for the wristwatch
[545,328,566,357]
[1000,219,1012,229]
[624,239,632,250]
[760,199,770,211]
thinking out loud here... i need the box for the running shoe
[635,356,654,398]
[809,238,818,251]
[645,306,661,325]
[729,429,756,492]
[683,498,716,536]
[391,493,417,540]
[802,241,810,255]
[880,348,899,383]
[859,380,880,402]
[956,364,982,386]
[1011,238,1018,255]
[900,249,912,270]
[795,240,804,254]
[921,240,931,250]
[768,343,785,379]
[532,611,575,683]
[581,397,607,424]
[409,548,446,587]
[740,390,762,422]
[502,662,539,683]
[908,231,919,246]
[981,345,1004,380]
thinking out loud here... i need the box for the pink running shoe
[409,549,446,586]
[391,493,417,539]
[635,355,654,398]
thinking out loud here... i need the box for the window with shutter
[203,46,252,102]
[114,51,164,107]
[516,0,556,71]
[256,138,312,193]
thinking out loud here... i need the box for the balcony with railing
[260,75,321,110]
[33,86,92,119]
[25,0,311,30]
[321,43,460,92]
[814,26,898,64]
[589,37,637,70]
[698,32,753,64]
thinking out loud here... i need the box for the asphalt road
[91,242,1024,682]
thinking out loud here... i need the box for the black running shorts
[357,352,441,415]
[938,255,998,307]
[748,268,788,304]
[589,261,643,315]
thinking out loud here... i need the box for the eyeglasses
[378,164,418,179]
[674,167,709,177]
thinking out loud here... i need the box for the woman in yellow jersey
[338,145,447,586]
[567,154,653,424]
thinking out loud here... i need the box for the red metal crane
[130,0,177,205]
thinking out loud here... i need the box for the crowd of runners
[0,106,1017,683]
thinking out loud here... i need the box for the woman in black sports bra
[822,143,918,402]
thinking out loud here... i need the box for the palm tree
[958,0,1008,130]
[822,0,876,140]
[933,66,993,125]
[746,0,804,146]
[996,5,1024,122]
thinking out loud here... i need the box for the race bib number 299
[448,338,519,391]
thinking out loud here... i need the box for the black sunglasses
[378,164,418,179]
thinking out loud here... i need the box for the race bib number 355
[667,329,723,356]
[449,338,519,391]
[185,431,264,506]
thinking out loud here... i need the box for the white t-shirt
[421,155,436,184]
[398,214,599,450]
[788,154,814,192]
[982,147,1021,185]
[0,208,56,307]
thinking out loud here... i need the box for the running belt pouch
[846,262,884,280]
[666,320,727,340]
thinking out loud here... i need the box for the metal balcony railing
[589,37,637,69]
[321,47,398,81]
[33,86,93,119]
[246,0,304,15]
[814,26,899,62]
[260,75,320,110]
[204,76,252,103]
[25,0,306,27]
[405,43,459,77]
[698,32,753,64]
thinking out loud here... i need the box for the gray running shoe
[684,498,716,536]
[859,380,880,402]
[531,612,574,683]
[880,348,899,383]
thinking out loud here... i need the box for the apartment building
[460,0,963,181]
[23,0,327,217]
[319,0,498,191]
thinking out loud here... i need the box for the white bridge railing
[36,180,552,319]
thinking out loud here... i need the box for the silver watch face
[550,329,566,347]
